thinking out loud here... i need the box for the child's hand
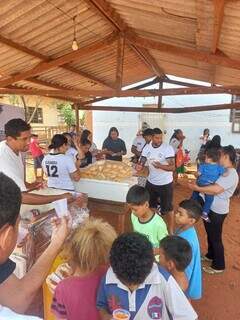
[46,263,72,294]
[50,217,71,249]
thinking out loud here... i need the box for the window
[26,107,43,124]
[230,96,240,132]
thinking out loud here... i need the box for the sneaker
[156,205,162,215]
[201,255,212,262]
[203,266,224,274]
[202,212,210,222]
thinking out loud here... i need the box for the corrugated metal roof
[0,0,239,102]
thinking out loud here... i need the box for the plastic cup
[53,198,68,218]
[112,309,131,320]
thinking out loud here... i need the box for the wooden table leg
[118,213,125,234]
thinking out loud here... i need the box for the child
[192,148,225,222]
[97,232,197,320]
[29,134,44,180]
[159,235,192,293]
[175,199,202,300]
[51,218,117,320]
[126,185,168,258]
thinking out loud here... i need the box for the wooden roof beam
[1,85,239,98]
[7,84,83,104]
[82,77,160,105]
[85,0,165,78]
[129,45,165,77]
[163,78,208,88]
[126,32,240,71]
[212,0,225,54]
[0,33,117,88]
[0,33,116,89]
[78,103,240,113]
[115,35,125,90]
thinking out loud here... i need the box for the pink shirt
[29,138,43,158]
[51,267,106,320]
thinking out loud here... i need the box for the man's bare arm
[0,218,69,313]
[21,192,72,205]
[153,157,175,172]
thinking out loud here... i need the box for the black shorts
[34,154,44,169]
[146,181,173,214]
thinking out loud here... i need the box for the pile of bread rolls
[80,160,132,182]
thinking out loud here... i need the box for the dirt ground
[174,180,240,320]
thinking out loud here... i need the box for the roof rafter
[115,35,125,90]
[0,33,117,88]
[84,0,165,78]
[0,33,115,89]
[126,32,240,71]
[212,0,225,54]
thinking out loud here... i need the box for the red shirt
[29,138,43,158]
[51,267,106,320]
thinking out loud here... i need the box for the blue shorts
[34,154,44,169]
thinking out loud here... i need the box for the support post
[75,103,80,134]
[158,80,163,108]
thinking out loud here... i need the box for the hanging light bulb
[72,39,78,51]
[72,16,78,51]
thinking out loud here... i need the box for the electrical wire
[45,0,103,38]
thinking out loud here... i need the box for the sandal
[203,266,224,274]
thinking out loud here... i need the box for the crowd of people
[0,118,239,319]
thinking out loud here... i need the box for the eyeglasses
[16,136,30,142]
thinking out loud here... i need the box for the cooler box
[74,177,138,202]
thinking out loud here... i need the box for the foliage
[57,101,86,128]
[79,110,85,126]
[58,102,76,127]
[8,95,21,106]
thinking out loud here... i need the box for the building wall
[0,96,93,130]
[162,110,239,160]
[93,109,140,152]
[0,103,25,140]
[93,91,240,160]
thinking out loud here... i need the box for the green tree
[58,102,76,128]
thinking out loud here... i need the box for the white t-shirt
[0,141,26,191]
[211,168,239,214]
[142,142,175,186]
[132,136,146,152]
[66,147,78,161]
[42,153,77,191]
[0,306,41,319]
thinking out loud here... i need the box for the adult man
[131,128,153,163]
[137,128,175,234]
[0,119,73,207]
[0,173,69,317]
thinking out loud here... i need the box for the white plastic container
[74,177,138,202]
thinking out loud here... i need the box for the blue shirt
[198,163,225,185]
[97,263,197,320]
[176,227,202,300]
